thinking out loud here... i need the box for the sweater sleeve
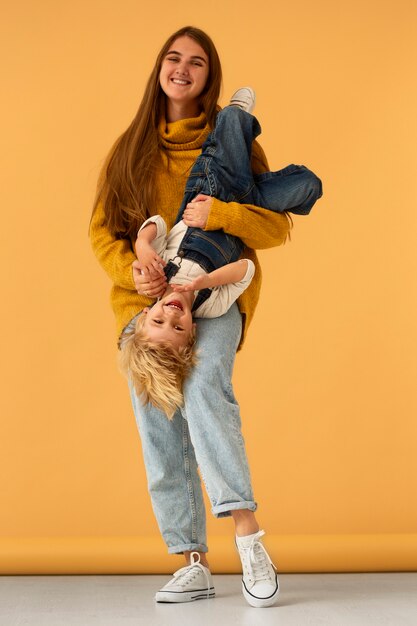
[89,200,137,290]
[204,140,292,249]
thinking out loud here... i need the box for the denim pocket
[185,230,244,266]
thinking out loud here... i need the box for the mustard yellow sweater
[89,110,291,349]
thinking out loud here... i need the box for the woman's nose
[175,63,189,76]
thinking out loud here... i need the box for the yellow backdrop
[1,0,416,574]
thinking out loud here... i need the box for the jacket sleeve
[204,140,292,250]
[89,200,137,290]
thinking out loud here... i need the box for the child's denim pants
[127,304,255,554]
[175,105,323,224]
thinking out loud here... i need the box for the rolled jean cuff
[167,542,209,555]
[212,500,258,519]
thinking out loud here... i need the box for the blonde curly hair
[118,314,197,420]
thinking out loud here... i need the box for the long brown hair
[91,26,222,239]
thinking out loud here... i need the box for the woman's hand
[132,261,167,298]
[183,194,213,229]
[134,240,166,276]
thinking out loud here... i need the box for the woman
[90,26,300,608]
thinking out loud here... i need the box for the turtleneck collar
[158,109,210,151]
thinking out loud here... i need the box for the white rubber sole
[155,588,215,603]
[229,86,256,114]
[241,576,279,608]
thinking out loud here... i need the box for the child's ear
[143,307,150,314]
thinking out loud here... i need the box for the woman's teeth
[172,79,190,85]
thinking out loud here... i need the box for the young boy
[119,88,323,418]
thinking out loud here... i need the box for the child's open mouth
[165,300,184,312]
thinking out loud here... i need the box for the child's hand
[183,194,213,229]
[135,240,166,276]
[171,275,210,292]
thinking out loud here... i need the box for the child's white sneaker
[155,551,215,603]
[235,529,279,607]
[229,87,256,113]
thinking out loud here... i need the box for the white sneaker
[155,551,215,603]
[235,529,279,607]
[228,87,256,114]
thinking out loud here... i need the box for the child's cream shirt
[139,215,255,318]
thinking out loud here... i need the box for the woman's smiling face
[159,36,209,108]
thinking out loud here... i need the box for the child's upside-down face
[141,292,196,351]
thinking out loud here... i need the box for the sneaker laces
[172,551,212,599]
[239,530,278,584]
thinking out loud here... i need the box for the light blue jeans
[127,303,257,554]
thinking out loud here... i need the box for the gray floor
[0,573,416,626]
